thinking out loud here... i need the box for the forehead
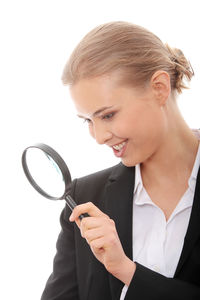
[70,75,118,98]
[69,75,121,114]
[69,74,150,117]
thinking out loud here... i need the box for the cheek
[140,111,167,149]
[126,106,167,143]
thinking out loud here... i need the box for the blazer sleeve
[40,182,79,300]
[125,263,200,300]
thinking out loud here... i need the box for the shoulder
[70,162,128,205]
[74,162,122,191]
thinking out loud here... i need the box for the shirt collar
[188,141,200,192]
[134,163,143,195]
[134,164,153,206]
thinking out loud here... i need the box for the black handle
[65,195,89,220]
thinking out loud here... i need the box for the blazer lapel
[175,165,200,276]
[104,163,135,299]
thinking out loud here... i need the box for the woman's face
[70,74,168,167]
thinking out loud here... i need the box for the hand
[69,202,136,285]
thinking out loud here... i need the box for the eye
[83,118,92,124]
[102,112,115,120]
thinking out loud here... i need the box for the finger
[90,236,108,252]
[74,215,107,230]
[90,231,119,252]
[69,202,108,222]
[80,216,109,237]
[74,215,104,231]
[82,227,104,242]
[81,216,109,230]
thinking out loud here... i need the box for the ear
[150,70,171,106]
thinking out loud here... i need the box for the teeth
[113,141,126,151]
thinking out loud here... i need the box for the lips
[111,140,128,157]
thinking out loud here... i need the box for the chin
[121,153,147,167]
[121,148,155,167]
[121,158,137,167]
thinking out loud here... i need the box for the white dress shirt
[120,135,200,299]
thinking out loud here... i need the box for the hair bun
[165,44,194,93]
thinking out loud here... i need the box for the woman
[41,21,200,299]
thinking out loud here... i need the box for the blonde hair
[62,21,194,94]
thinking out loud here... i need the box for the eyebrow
[77,106,114,119]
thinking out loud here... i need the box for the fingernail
[69,213,73,221]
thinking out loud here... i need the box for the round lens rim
[21,143,72,200]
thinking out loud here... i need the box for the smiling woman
[41,21,200,300]
[69,73,172,167]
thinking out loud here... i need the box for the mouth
[111,140,128,157]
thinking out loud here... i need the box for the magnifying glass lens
[25,148,65,198]
[22,143,89,220]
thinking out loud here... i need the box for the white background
[0,0,199,299]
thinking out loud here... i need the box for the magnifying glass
[21,143,89,220]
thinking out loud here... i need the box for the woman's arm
[70,202,200,300]
[125,263,200,300]
[70,201,136,285]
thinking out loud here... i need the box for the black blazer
[41,162,200,300]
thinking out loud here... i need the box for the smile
[112,140,128,158]
[113,141,127,151]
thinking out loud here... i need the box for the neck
[141,104,199,187]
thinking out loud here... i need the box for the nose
[90,123,112,145]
